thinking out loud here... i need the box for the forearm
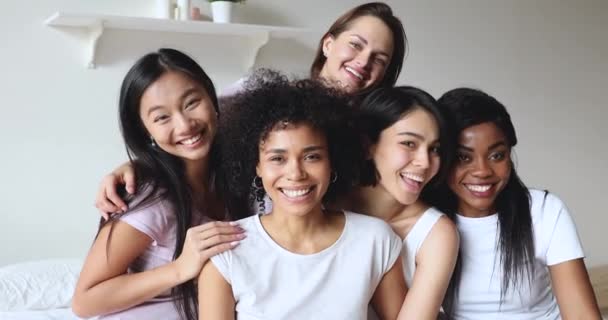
[72,262,182,318]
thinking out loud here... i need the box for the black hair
[218,69,364,219]
[436,88,534,314]
[355,86,454,200]
[101,48,220,320]
[310,2,408,95]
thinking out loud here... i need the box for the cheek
[447,169,463,192]
[429,156,441,178]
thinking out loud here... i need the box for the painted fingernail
[229,221,239,226]
[230,241,240,246]
[236,233,246,239]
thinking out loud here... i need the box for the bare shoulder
[419,216,460,261]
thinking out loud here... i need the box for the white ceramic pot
[211,1,234,23]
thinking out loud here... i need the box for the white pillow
[0,258,82,311]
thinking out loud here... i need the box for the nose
[174,113,196,134]
[471,158,493,178]
[354,50,372,70]
[412,149,430,169]
[286,159,307,181]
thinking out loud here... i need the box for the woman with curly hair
[93,2,407,213]
[197,75,406,320]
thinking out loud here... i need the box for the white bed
[0,259,92,320]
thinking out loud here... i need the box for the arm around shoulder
[398,216,459,320]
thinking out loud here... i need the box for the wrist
[169,259,186,284]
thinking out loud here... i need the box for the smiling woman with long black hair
[434,88,601,319]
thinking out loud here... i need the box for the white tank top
[402,207,444,286]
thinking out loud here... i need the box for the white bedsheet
[0,308,95,320]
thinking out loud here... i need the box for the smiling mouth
[464,184,492,192]
[344,66,365,81]
[177,129,206,146]
[279,186,315,198]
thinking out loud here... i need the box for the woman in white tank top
[345,86,460,319]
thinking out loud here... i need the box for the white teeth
[401,172,424,183]
[281,188,311,198]
[181,134,201,145]
[466,184,492,192]
[345,66,363,80]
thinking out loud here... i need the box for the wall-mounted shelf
[45,12,318,69]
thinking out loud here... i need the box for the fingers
[193,220,240,233]
[122,169,136,195]
[203,241,240,258]
[104,176,128,212]
[184,222,245,258]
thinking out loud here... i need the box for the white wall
[0,0,606,267]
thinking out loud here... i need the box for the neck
[184,157,210,197]
[458,205,496,218]
[263,204,329,241]
[350,185,428,223]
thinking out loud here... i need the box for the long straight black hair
[435,88,535,314]
[101,48,220,320]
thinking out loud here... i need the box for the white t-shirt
[454,189,584,320]
[210,211,403,320]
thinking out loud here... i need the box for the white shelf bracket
[244,31,270,70]
[86,21,104,69]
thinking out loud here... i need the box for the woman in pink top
[72,49,244,320]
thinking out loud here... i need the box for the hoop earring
[253,176,263,188]
[330,171,338,183]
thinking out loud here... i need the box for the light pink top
[99,191,209,320]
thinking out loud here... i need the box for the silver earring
[150,137,157,148]
[330,172,338,183]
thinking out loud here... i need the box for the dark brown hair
[310,2,407,92]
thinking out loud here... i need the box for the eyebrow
[263,145,325,154]
[457,141,507,152]
[350,34,390,58]
[397,132,426,140]
[146,88,200,116]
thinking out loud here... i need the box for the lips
[399,172,425,192]
[279,186,315,199]
[176,128,207,148]
[463,183,496,197]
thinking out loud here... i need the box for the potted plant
[208,0,245,23]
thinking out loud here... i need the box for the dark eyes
[457,153,471,163]
[400,141,416,148]
[153,115,169,123]
[268,153,322,163]
[185,98,200,109]
[349,41,363,50]
[489,152,505,161]
[457,152,506,163]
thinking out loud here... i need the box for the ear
[322,34,335,57]
[255,164,261,177]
